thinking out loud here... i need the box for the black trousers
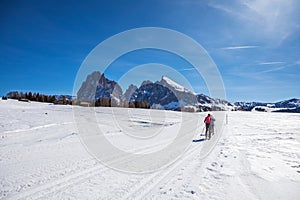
[205,123,210,138]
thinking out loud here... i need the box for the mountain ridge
[76,71,300,113]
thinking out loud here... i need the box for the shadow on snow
[192,138,205,143]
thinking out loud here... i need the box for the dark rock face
[95,73,122,100]
[77,72,122,102]
[77,71,101,101]
[129,82,178,106]
[122,84,138,102]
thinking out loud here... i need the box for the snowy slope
[1,100,300,199]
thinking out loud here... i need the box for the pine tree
[28,92,33,100]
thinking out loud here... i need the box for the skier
[209,115,216,136]
[204,114,211,140]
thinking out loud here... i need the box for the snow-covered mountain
[127,76,199,110]
[95,73,122,102]
[129,81,179,109]
[233,99,300,112]
[275,98,300,108]
[77,71,300,112]
[233,101,267,111]
[77,72,199,110]
[196,94,235,111]
[158,76,198,106]
[77,71,122,103]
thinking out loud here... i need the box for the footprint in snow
[185,190,196,194]
[291,165,300,168]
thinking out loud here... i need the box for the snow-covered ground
[0,99,299,199]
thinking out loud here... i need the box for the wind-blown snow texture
[0,100,299,199]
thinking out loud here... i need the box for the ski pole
[200,126,205,136]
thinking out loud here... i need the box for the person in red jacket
[209,115,216,136]
[204,114,211,140]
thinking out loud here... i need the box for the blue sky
[1,0,299,102]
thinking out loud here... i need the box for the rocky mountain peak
[77,71,101,101]
[77,72,122,102]
[141,80,153,86]
[76,71,300,112]
[122,84,138,102]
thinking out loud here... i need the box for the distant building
[80,101,91,107]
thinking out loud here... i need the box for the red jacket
[204,116,211,124]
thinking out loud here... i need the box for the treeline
[128,100,150,109]
[93,98,150,109]
[3,92,222,112]
[5,91,72,105]
[4,91,150,109]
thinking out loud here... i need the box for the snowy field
[0,99,299,199]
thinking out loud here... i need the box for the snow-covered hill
[1,100,299,199]
[275,98,300,108]
[234,99,300,113]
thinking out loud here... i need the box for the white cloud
[208,0,300,44]
[221,45,259,50]
[259,66,286,73]
[258,62,299,73]
[259,62,285,65]
[178,68,196,71]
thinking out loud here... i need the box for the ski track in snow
[1,100,300,199]
[7,125,199,200]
